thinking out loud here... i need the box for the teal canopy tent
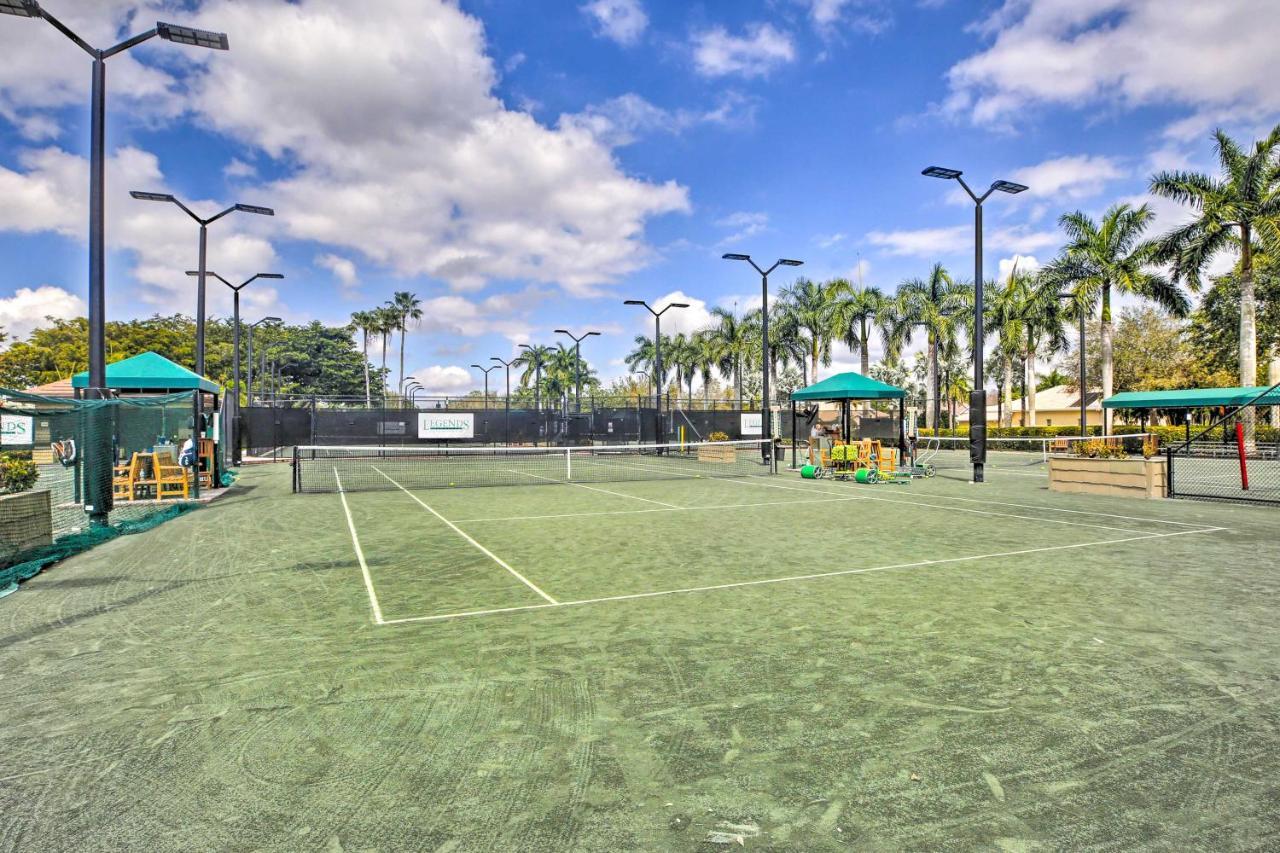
[787,372,908,468]
[71,351,221,394]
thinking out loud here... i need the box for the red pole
[1235,421,1250,491]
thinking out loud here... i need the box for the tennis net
[293,439,775,493]
[922,433,1157,472]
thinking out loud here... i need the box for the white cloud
[1011,154,1125,200]
[223,158,257,180]
[997,254,1040,283]
[316,253,359,294]
[815,232,846,248]
[943,0,1280,132]
[0,286,86,342]
[867,224,1059,257]
[581,0,649,46]
[0,145,280,315]
[716,211,770,246]
[183,0,687,297]
[692,23,795,78]
[804,0,891,34]
[635,291,714,337]
[410,365,475,395]
[560,91,756,147]
[416,291,536,343]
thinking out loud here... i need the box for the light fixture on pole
[624,299,689,449]
[470,364,499,410]
[187,271,283,465]
[246,316,282,407]
[722,254,803,462]
[134,193,274,376]
[3,1,229,523]
[922,165,1027,483]
[404,380,424,409]
[554,329,601,413]
[491,357,516,446]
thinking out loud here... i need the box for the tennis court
[3,441,1279,850]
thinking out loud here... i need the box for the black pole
[86,54,110,523]
[574,341,581,413]
[246,325,254,406]
[654,313,663,447]
[761,270,771,457]
[231,289,241,464]
[196,223,208,375]
[790,400,797,470]
[505,365,510,445]
[972,199,985,483]
[484,374,489,409]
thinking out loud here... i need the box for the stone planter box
[1049,456,1166,500]
[697,445,739,464]
[0,490,53,555]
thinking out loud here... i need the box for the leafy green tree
[777,277,838,382]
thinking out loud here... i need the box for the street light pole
[624,299,689,448]
[2,2,230,523]
[133,193,274,375]
[491,357,515,445]
[188,271,283,465]
[722,254,803,461]
[555,329,601,413]
[471,364,498,410]
[246,316,282,409]
[922,166,1028,483]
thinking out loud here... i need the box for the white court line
[373,466,558,604]
[509,468,680,508]
[609,460,1145,535]
[452,494,868,524]
[334,468,386,624]
[379,525,1225,625]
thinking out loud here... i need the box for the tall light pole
[922,166,1027,483]
[2,2,229,523]
[404,380,423,409]
[470,364,498,410]
[246,316,282,407]
[133,193,274,375]
[555,329,600,413]
[491,357,516,445]
[722,254,803,458]
[624,299,689,448]
[187,271,283,465]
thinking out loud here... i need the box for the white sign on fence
[1,414,33,446]
[740,413,763,436]
[418,412,474,440]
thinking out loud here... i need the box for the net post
[292,445,299,493]
[565,446,572,481]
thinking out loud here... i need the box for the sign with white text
[418,412,475,440]
[740,413,763,436]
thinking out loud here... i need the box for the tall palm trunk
[380,333,390,400]
[1000,353,1013,428]
[398,315,407,395]
[810,341,820,386]
[1025,346,1038,427]
[1240,232,1257,437]
[860,316,871,416]
[361,329,371,407]
[1100,284,1114,433]
[925,337,938,431]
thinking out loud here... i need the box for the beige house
[958,384,1104,428]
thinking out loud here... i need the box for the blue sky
[1,0,1277,394]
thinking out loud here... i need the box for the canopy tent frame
[787,372,908,470]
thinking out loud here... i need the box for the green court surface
[3,459,1280,850]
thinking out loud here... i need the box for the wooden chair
[154,449,189,500]
[196,438,215,489]
[112,456,137,501]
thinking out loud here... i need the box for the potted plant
[1048,437,1167,499]
[0,452,53,556]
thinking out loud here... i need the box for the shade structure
[1103,387,1280,410]
[71,351,221,394]
[790,371,906,402]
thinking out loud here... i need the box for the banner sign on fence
[740,413,762,436]
[418,412,475,440]
[1,414,33,446]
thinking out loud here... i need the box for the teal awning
[71,351,220,394]
[1103,386,1280,409]
[790,371,906,402]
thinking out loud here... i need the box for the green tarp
[71,351,220,394]
[1103,386,1280,410]
[790,371,906,402]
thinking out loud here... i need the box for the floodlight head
[234,203,274,216]
[0,0,41,18]
[519,343,532,350]
[623,299,645,306]
[130,190,176,203]
[778,258,804,267]
[263,316,282,324]
[722,253,751,261]
[554,329,570,334]
[585,331,601,337]
[470,364,483,369]
[991,180,1029,195]
[256,273,285,280]
[922,166,962,180]
[156,21,229,50]
[668,302,690,309]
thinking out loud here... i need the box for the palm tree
[1042,203,1188,431]
[708,307,752,407]
[1151,125,1280,431]
[514,343,554,408]
[386,291,423,395]
[830,281,888,413]
[624,334,660,402]
[374,306,399,398]
[778,277,838,383]
[1013,270,1070,427]
[770,308,810,388]
[984,274,1026,428]
[350,309,378,406]
[693,332,724,406]
[885,264,968,430]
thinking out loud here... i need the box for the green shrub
[0,454,39,494]
[708,431,731,442]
